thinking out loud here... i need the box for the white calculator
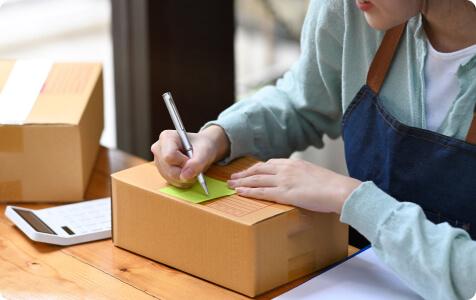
[5,198,111,246]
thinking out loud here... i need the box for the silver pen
[162,92,209,195]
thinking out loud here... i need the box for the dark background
[112,0,235,159]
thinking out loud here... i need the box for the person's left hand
[228,158,361,214]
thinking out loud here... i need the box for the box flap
[0,60,102,125]
[26,62,102,125]
[111,158,294,226]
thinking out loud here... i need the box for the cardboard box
[0,60,103,202]
[111,157,348,297]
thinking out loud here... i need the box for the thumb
[180,151,209,181]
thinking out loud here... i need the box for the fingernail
[227,180,236,188]
[181,168,194,180]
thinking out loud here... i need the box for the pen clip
[163,93,186,132]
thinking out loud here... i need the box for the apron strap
[466,112,476,144]
[366,22,476,144]
[367,23,407,94]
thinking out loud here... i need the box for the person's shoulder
[308,0,363,18]
[308,0,345,19]
[307,0,370,30]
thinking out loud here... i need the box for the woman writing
[152,0,476,299]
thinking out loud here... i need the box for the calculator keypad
[36,199,111,237]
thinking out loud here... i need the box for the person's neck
[422,0,476,52]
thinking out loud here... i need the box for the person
[151,0,476,299]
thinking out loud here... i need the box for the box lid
[111,158,294,226]
[0,60,102,125]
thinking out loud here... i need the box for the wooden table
[0,146,358,299]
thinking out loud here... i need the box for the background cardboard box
[111,157,348,297]
[0,60,103,202]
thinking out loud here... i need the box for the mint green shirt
[204,0,476,299]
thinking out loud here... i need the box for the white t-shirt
[424,41,476,131]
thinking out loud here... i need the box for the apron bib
[342,24,476,247]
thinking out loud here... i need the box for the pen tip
[198,174,209,195]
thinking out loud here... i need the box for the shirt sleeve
[202,0,346,163]
[341,181,476,300]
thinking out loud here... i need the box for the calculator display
[13,208,57,235]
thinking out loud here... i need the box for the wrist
[201,125,231,162]
[334,177,361,215]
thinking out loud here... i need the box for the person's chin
[364,14,397,31]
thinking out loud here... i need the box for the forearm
[340,182,476,300]
[202,0,345,164]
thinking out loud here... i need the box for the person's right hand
[151,125,230,188]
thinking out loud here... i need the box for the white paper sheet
[275,248,422,300]
[0,59,52,124]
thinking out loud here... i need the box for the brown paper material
[0,126,23,152]
[0,60,103,202]
[0,180,22,200]
[111,158,348,297]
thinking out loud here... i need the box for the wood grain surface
[0,146,358,299]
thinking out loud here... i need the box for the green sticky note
[159,176,236,204]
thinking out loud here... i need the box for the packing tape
[0,59,52,124]
[0,126,23,152]
[287,230,318,258]
[0,60,15,92]
[287,251,316,280]
[0,180,22,201]
[287,209,314,236]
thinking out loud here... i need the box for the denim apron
[342,24,476,248]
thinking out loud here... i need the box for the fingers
[181,160,206,181]
[235,187,282,203]
[229,159,290,204]
[151,130,195,188]
[180,147,212,181]
[228,174,276,189]
[154,130,188,167]
[230,160,279,179]
[151,130,214,186]
[154,155,195,188]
